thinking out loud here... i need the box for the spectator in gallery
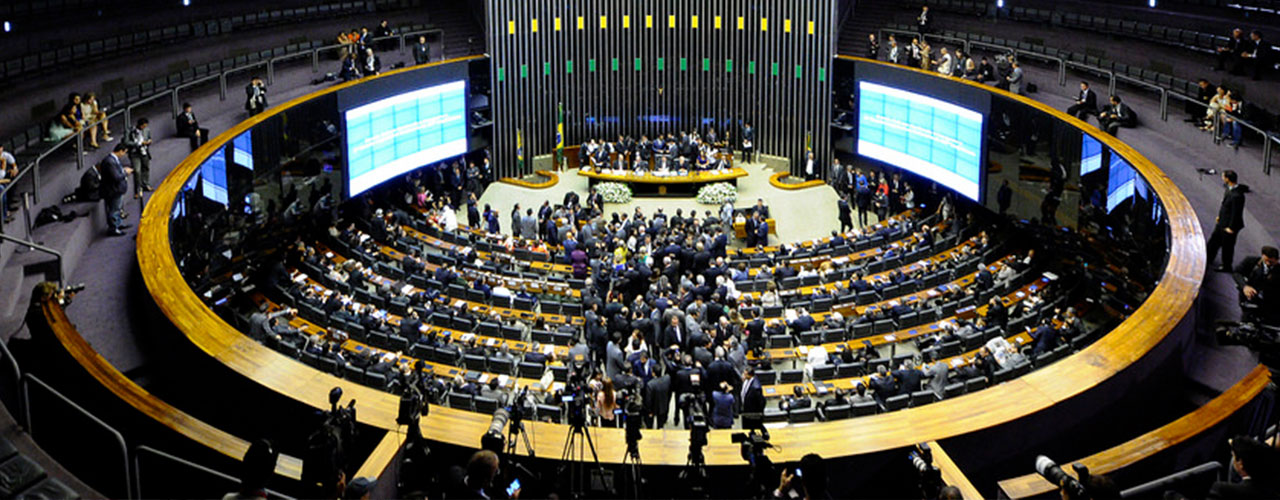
[978,56,995,82]
[1097,95,1135,137]
[413,35,431,65]
[1200,86,1229,130]
[362,48,381,77]
[1006,60,1024,95]
[1185,79,1216,124]
[124,118,153,196]
[373,20,394,51]
[1235,30,1272,80]
[0,145,17,223]
[1215,28,1247,72]
[48,93,83,143]
[867,33,879,60]
[1206,169,1247,272]
[79,92,111,148]
[98,144,133,236]
[176,102,211,151]
[1066,81,1098,121]
[1218,92,1245,148]
[340,52,361,82]
[245,76,268,116]
[887,38,901,65]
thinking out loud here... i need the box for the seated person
[778,385,812,411]
[175,102,211,151]
[1097,95,1136,137]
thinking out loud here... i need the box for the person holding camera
[1233,246,1280,326]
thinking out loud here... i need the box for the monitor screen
[232,131,253,170]
[1080,134,1103,176]
[857,81,984,201]
[1106,153,1136,213]
[200,149,228,205]
[345,80,468,197]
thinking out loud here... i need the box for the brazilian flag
[554,102,565,169]
[516,128,524,172]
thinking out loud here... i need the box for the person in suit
[123,118,153,196]
[1216,28,1246,71]
[662,315,687,351]
[917,6,931,34]
[1204,436,1280,499]
[362,48,381,76]
[892,361,923,396]
[1233,246,1280,326]
[1236,30,1271,80]
[710,382,736,429]
[888,39,902,65]
[643,373,672,429]
[175,103,210,152]
[605,334,627,380]
[1006,60,1024,95]
[1207,170,1248,272]
[1029,320,1061,358]
[245,76,268,116]
[520,209,538,241]
[739,368,766,432]
[997,180,1013,215]
[838,194,853,232]
[99,144,133,236]
[1186,79,1217,124]
[741,122,755,163]
[1097,95,1135,137]
[868,365,898,405]
[509,204,521,238]
[413,35,431,65]
[754,212,770,247]
[1066,81,1098,121]
[925,360,950,397]
[867,33,880,59]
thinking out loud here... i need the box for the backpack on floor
[34,205,78,227]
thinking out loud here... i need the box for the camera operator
[771,453,829,500]
[446,450,518,499]
[1232,246,1280,326]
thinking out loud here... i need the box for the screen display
[1106,153,1136,213]
[345,80,467,197]
[1080,134,1103,176]
[857,81,984,201]
[200,149,228,205]
[232,131,253,170]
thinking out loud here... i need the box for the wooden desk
[576,167,748,196]
[733,218,777,239]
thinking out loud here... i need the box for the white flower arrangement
[696,182,738,205]
[596,182,632,204]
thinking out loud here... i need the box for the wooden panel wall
[486,0,836,179]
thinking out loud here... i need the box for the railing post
[1108,71,1116,97]
[1058,60,1066,86]
[31,160,41,205]
[1264,135,1273,176]
[124,106,132,135]
[1159,90,1169,122]
[268,60,276,86]
[219,72,227,101]
[75,132,84,171]
[399,33,407,54]
[312,49,320,73]
[171,89,180,119]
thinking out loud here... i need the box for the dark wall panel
[486,0,835,179]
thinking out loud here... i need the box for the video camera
[1035,455,1091,499]
[731,430,773,464]
[619,388,644,451]
[563,373,590,428]
[1215,319,1280,367]
[481,387,531,453]
[908,443,943,499]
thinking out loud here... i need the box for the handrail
[172,74,224,117]
[398,28,447,57]
[21,372,132,499]
[1119,462,1222,498]
[124,91,176,136]
[966,39,1066,86]
[133,446,296,500]
[0,232,64,286]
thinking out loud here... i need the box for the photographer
[771,454,829,500]
[1232,246,1280,326]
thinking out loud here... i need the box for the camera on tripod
[908,443,943,499]
[482,387,531,454]
[1215,319,1280,367]
[619,388,644,451]
[1035,455,1092,499]
[731,430,773,464]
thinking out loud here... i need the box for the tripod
[678,445,709,498]
[621,439,643,499]
[559,421,603,498]
[505,410,535,457]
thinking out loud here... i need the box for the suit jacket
[176,111,200,138]
[1217,185,1246,231]
[926,362,950,395]
[99,154,129,198]
[1207,478,1280,500]
[1077,88,1097,110]
[644,375,672,420]
[710,390,736,428]
[662,324,687,351]
[605,341,627,379]
[894,368,923,396]
[740,377,765,415]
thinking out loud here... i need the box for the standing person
[362,48,381,77]
[997,180,1012,215]
[175,102,210,151]
[99,144,133,236]
[245,76,268,116]
[739,368,766,434]
[124,118,153,197]
[803,150,817,181]
[1207,170,1248,272]
[0,145,17,223]
[917,6,931,35]
[741,122,755,163]
[1006,60,1024,95]
[838,194,853,232]
[510,203,522,238]
[373,20,393,51]
[854,169,871,226]
[413,35,431,65]
[867,33,879,60]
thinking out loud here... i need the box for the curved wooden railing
[996,364,1272,498]
[136,55,1205,465]
[40,299,304,479]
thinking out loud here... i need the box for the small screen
[200,149,228,205]
[857,81,984,201]
[232,131,253,170]
[345,80,468,197]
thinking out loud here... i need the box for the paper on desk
[478,373,490,383]
[884,335,896,342]
[401,284,414,295]
[461,333,475,343]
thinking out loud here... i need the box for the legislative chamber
[0,0,1276,498]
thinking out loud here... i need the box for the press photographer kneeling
[1218,246,1280,366]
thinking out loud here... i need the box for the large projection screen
[344,80,468,197]
[857,81,984,201]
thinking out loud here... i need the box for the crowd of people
[577,127,737,173]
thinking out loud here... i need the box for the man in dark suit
[662,315,687,351]
[917,6,931,35]
[1233,246,1280,326]
[1235,30,1272,80]
[98,144,133,236]
[1207,170,1248,272]
[1204,436,1280,499]
[643,373,672,429]
[1029,320,1061,358]
[605,334,627,379]
[1097,95,1135,137]
[741,122,755,163]
[838,194,853,232]
[893,362,923,396]
[754,213,770,247]
[1066,81,1097,121]
[1216,28,1246,71]
[175,103,210,151]
[739,368,766,433]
